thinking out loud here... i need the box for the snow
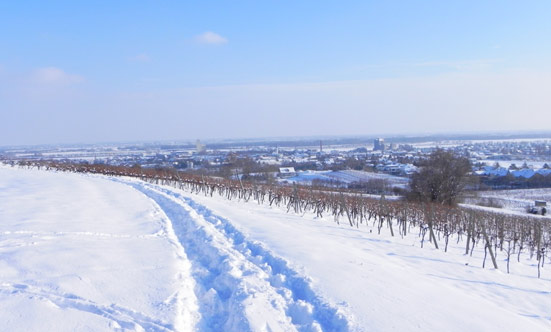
[464,188,551,213]
[325,170,409,187]
[483,160,551,169]
[511,168,536,178]
[480,165,551,179]
[280,170,334,184]
[281,170,408,188]
[1,166,551,331]
[0,166,199,331]
[175,185,551,332]
[481,166,509,177]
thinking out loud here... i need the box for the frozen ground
[281,170,408,189]
[1,166,550,331]
[464,188,551,213]
[0,166,199,331]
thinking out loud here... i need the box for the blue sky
[1,1,551,145]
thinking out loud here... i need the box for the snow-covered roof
[537,169,551,176]
[279,167,296,174]
[482,166,509,177]
[511,169,536,178]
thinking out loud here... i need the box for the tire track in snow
[127,181,352,332]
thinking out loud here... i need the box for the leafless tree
[408,149,472,205]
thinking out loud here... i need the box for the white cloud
[31,67,84,85]
[128,53,151,62]
[195,31,228,45]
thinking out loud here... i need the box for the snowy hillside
[1,166,550,331]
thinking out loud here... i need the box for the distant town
[3,133,551,195]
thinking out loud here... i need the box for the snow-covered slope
[1,166,550,331]
[0,166,199,331]
[165,183,551,332]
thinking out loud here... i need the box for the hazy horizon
[3,129,551,150]
[2,1,551,146]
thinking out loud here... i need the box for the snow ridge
[126,180,353,332]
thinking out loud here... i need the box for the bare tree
[408,149,472,205]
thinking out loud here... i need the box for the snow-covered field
[1,166,550,331]
[324,170,409,187]
[464,188,551,213]
[281,170,408,188]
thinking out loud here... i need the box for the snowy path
[126,181,351,332]
[0,167,350,331]
[2,166,551,331]
[146,181,551,332]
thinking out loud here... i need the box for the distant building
[195,140,206,153]
[373,138,385,151]
[278,167,296,178]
